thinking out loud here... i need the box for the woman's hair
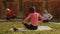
[29,6,36,13]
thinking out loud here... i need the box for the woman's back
[31,12,40,25]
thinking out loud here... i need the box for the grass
[0,21,60,34]
[50,18,60,22]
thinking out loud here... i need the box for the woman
[22,6,43,30]
[43,10,53,23]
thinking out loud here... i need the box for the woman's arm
[39,14,43,24]
[49,14,53,20]
[23,14,31,23]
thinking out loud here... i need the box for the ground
[0,21,60,34]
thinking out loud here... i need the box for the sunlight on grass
[0,22,60,34]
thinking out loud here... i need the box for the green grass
[50,18,60,22]
[0,21,60,34]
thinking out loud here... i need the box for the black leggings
[43,19,49,23]
[6,15,16,20]
[23,23,38,30]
